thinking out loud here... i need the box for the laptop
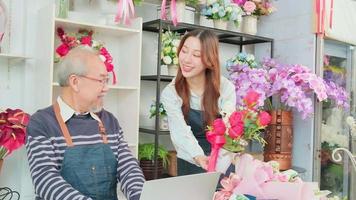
[140,172,221,200]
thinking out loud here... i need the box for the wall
[257,0,316,180]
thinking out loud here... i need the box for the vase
[227,20,242,32]
[199,16,214,28]
[140,159,164,180]
[159,116,169,130]
[175,0,186,22]
[213,19,227,30]
[0,159,3,174]
[167,64,179,76]
[57,0,70,18]
[242,15,258,35]
[264,110,293,170]
[215,148,238,174]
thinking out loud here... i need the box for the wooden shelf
[55,18,140,37]
[0,53,28,61]
[52,82,138,90]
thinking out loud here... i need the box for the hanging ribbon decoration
[115,0,135,26]
[206,130,226,172]
[329,0,334,29]
[160,0,179,26]
[315,0,334,36]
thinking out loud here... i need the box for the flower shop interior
[0,0,356,199]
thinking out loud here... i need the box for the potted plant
[138,143,169,180]
[161,30,181,76]
[201,0,235,30]
[149,101,169,130]
[226,53,349,170]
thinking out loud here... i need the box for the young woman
[161,29,236,175]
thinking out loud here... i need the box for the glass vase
[58,0,69,19]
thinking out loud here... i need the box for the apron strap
[53,102,74,147]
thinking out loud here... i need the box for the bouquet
[149,101,167,118]
[0,108,30,160]
[54,27,117,84]
[161,30,181,66]
[233,0,275,16]
[206,90,271,172]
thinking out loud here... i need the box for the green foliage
[138,143,169,168]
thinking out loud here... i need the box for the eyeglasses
[79,75,110,86]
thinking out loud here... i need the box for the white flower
[173,57,179,65]
[172,46,177,53]
[163,56,172,65]
[246,54,255,62]
[172,39,180,47]
[99,54,106,62]
[207,0,217,5]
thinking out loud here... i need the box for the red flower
[228,123,244,139]
[229,111,244,126]
[243,90,260,109]
[56,44,69,56]
[257,111,272,127]
[81,36,92,46]
[212,118,226,135]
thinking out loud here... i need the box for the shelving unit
[140,19,274,179]
[34,3,142,158]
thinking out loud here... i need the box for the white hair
[57,46,98,87]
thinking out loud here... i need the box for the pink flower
[56,44,70,56]
[212,118,226,135]
[229,111,244,126]
[243,1,256,15]
[257,111,271,127]
[229,123,244,139]
[243,90,260,109]
[80,36,92,46]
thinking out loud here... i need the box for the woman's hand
[194,155,209,170]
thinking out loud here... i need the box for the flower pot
[199,16,214,28]
[167,151,177,176]
[0,159,3,174]
[57,0,70,18]
[140,159,164,180]
[264,110,293,170]
[227,20,242,32]
[159,116,169,130]
[167,64,179,76]
[213,19,227,30]
[242,15,258,35]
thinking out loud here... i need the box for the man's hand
[193,155,209,170]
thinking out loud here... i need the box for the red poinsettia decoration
[0,109,30,159]
[55,27,117,84]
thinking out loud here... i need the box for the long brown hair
[175,30,220,126]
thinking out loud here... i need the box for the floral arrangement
[206,90,271,171]
[55,27,116,84]
[149,101,167,118]
[201,0,243,25]
[234,0,275,16]
[161,30,181,66]
[214,154,331,200]
[0,108,30,160]
[201,0,243,27]
[346,115,356,137]
[226,54,349,119]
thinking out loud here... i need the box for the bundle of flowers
[0,109,30,160]
[206,90,271,172]
[55,27,117,84]
[201,0,243,25]
[233,0,275,16]
[161,30,181,66]
[149,101,167,118]
[214,154,331,200]
[226,54,349,119]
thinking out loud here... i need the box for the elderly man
[25,46,145,200]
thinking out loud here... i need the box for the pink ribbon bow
[206,130,226,172]
[160,0,179,26]
[115,0,135,25]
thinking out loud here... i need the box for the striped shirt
[25,98,145,200]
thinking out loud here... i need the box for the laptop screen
[140,172,221,200]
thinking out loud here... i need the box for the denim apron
[53,102,118,200]
[177,109,210,176]
[177,108,235,177]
